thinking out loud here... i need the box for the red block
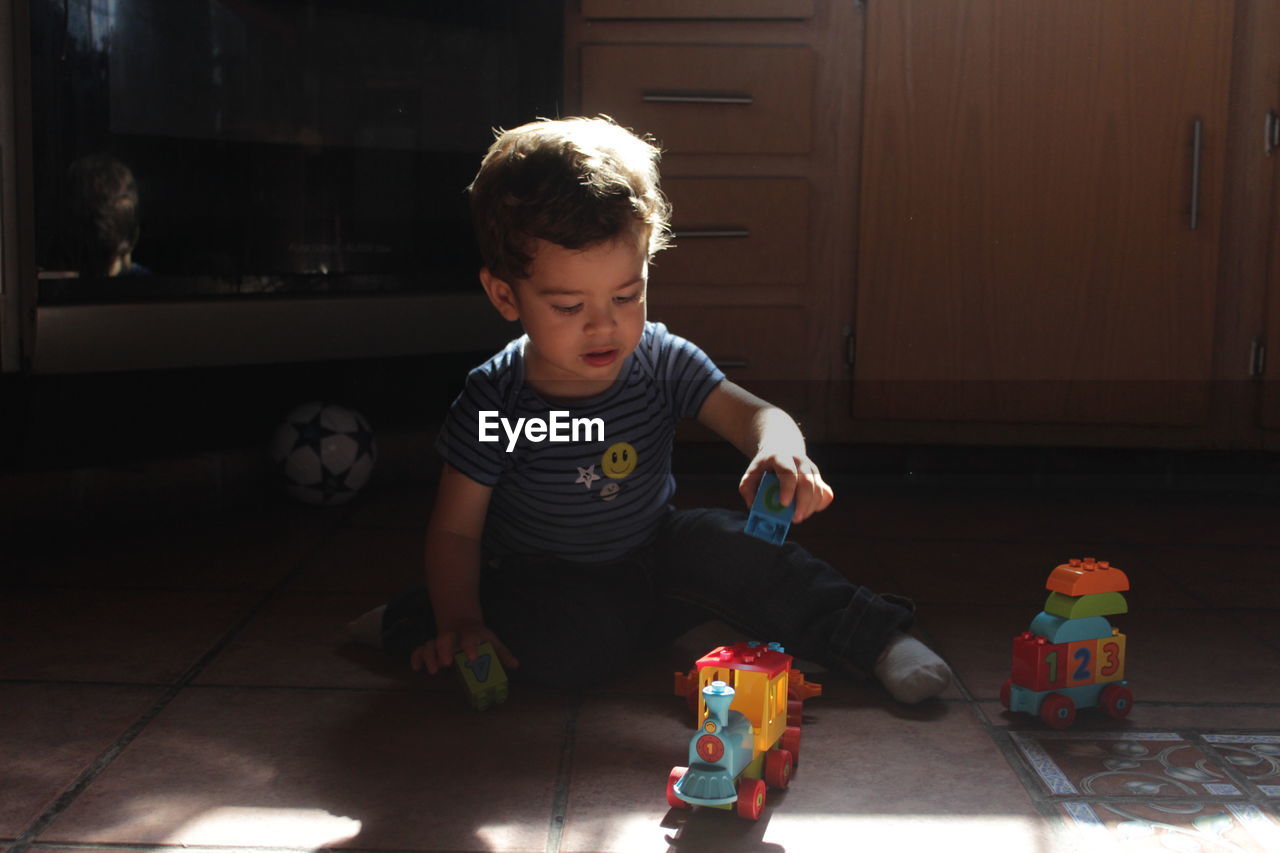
[1011,631,1069,691]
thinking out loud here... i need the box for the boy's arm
[695,379,834,523]
[415,462,518,673]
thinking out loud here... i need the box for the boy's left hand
[739,453,834,524]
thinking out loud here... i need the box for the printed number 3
[1100,641,1119,678]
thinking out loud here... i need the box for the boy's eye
[614,292,643,304]
[552,303,583,315]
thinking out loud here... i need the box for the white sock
[873,633,951,703]
[346,605,387,648]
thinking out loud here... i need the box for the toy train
[667,641,821,820]
[1001,558,1134,729]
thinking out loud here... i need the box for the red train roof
[694,642,793,678]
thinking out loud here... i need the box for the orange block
[1046,558,1130,596]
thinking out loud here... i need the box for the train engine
[666,641,816,820]
[1001,558,1134,729]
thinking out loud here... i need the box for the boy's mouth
[581,348,618,368]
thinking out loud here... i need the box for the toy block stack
[1005,558,1134,727]
[1029,557,1130,644]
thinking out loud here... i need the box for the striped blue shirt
[437,321,725,562]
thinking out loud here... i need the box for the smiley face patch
[601,442,637,479]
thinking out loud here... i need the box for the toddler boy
[355,116,950,703]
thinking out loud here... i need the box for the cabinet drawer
[657,178,809,288]
[582,0,813,20]
[581,45,814,155]
[650,307,812,413]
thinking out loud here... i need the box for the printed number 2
[1100,641,1120,678]
[1072,646,1092,682]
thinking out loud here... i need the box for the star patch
[575,464,601,489]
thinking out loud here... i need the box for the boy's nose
[583,302,617,333]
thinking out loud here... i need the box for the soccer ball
[269,401,378,505]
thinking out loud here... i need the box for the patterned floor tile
[1056,800,1280,852]
[1011,732,1244,799]
[1201,735,1280,799]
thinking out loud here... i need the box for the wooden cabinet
[581,0,813,19]
[853,0,1234,430]
[580,45,815,154]
[566,2,862,433]
[565,1,1280,449]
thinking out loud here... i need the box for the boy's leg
[650,507,949,700]
[379,554,658,689]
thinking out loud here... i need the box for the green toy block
[1044,590,1128,619]
[454,641,509,711]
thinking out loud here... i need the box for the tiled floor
[4,471,1280,852]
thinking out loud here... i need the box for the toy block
[454,641,509,711]
[1096,630,1126,683]
[786,669,823,703]
[1046,558,1129,596]
[744,471,795,545]
[1044,590,1129,619]
[1028,611,1112,644]
[1011,632,1068,692]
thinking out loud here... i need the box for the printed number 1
[1073,647,1092,682]
[1044,650,1058,683]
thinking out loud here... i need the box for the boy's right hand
[409,620,520,675]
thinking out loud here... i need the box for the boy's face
[480,234,649,399]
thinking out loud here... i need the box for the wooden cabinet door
[854,0,1234,426]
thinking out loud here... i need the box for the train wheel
[1100,684,1134,720]
[781,725,802,766]
[667,766,690,809]
[1040,693,1076,729]
[737,777,766,820]
[765,748,794,789]
[787,699,804,727]
[1000,679,1012,709]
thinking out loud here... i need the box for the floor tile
[977,700,1280,732]
[872,541,1190,608]
[40,686,569,851]
[915,604,1034,703]
[561,687,1048,852]
[0,589,259,683]
[8,508,327,591]
[1010,731,1244,798]
[286,525,425,593]
[1153,544,1280,609]
[1123,611,1280,704]
[344,482,435,531]
[1054,800,1280,852]
[921,604,1280,707]
[0,684,162,837]
[1200,735,1280,798]
[194,591,421,690]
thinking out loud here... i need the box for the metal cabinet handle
[671,229,751,240]
[716,358,749,369]
[642,92,754,106]
[1267,110,1280,155]
[1189,119,1203,231]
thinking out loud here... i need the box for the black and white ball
[269,401,378,505]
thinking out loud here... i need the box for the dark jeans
[382,507,914,688]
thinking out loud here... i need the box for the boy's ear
[479,268,521,322]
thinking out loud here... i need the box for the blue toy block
[1028,611,1112,644]
[744,471,795,545]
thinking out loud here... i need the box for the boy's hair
[468,116,671,283]
[66,153,140,277]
